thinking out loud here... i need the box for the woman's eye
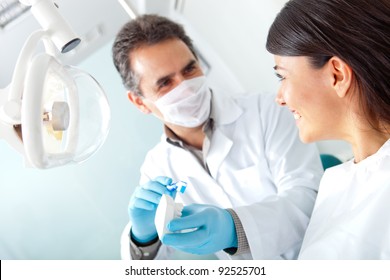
[275,72,285,81]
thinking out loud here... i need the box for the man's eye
[184,64,196,74]
[159,79,171,89]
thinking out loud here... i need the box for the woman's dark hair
[266,0,390,132]
[112,14,197,96]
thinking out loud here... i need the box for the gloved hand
[129,176,175,243]
[161,204,237,255]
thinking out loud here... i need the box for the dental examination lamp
[0,0,110,168]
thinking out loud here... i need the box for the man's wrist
[130,228,158,245]
[224,208,250,255]
[129,231,161,260]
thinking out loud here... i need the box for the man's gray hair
[112,14,197,96]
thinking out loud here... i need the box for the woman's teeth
[293,112,302,120]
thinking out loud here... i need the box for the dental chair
[320,154,343,170]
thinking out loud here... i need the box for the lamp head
[19,0,80,53]
[20,53,110,168]
[0,2,110,169]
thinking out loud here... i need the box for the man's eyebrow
[182,59,197,71]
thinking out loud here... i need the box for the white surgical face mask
[154,76,211,128]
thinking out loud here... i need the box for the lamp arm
[1,30,47,125]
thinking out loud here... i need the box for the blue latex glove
[129,176,175,243]
[161,204,238,255]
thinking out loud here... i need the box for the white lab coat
[299,139,390,259]
[121,90,324,260]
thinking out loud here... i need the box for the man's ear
[127,91,152,114]
[329,56,353,98]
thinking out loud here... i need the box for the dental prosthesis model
[154,181,187,240]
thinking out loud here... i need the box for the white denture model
[154,181,187,240]
[154,194,184,240]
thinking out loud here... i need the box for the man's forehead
[130,41,195,82]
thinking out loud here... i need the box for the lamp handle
[1,30,46,124]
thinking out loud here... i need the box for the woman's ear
[329,57,353,98]
[127,91,152,114]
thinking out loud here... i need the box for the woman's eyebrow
[273,65,286,71]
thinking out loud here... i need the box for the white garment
[299,139,390,259]
[121,90,324,260]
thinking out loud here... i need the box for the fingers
[167,204,210,231]
[161,204,232,255]
[129,188,159,211]
[130,177,174,211]
[162,228,207,248]
[142,177,177,197]
[132,198,157,211]
[151,176,178,198]
[142,180,169,195]
[180,204,203,216]
[167,212,205,232]
[153,176,173,187]
[136,187,162,204]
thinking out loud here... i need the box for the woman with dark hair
[266,0,390,259]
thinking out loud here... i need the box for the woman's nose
[275,91,286,106]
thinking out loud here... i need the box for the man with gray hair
[112,14,323,260]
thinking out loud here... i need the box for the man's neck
[166,124,205,150]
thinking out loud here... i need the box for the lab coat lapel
[206,130,233,178]
[206,89,242,179]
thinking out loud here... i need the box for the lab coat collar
[348,138,390,171]
[162,115,213,149]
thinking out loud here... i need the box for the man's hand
[129,176,174,243]
[162,204,237,254]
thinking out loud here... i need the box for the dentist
[112,14,324,260]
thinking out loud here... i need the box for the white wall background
[179,0,286,94]
[0,0,352,260]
